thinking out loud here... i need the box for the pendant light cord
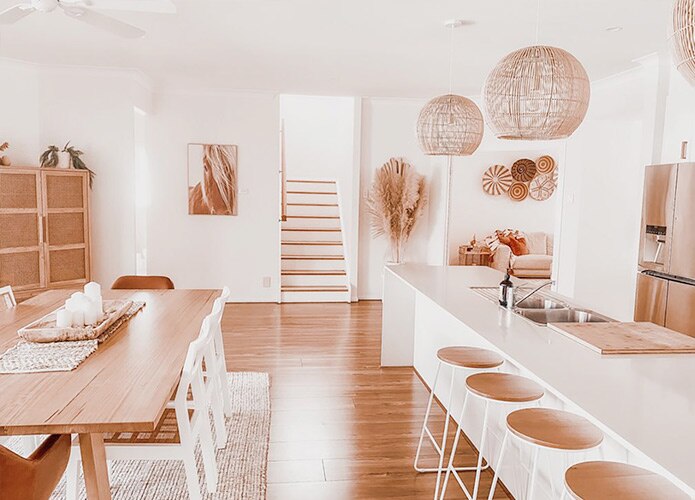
[448,23,454,94]
[535,0,541,44]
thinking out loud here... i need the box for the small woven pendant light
[482,1,590,140]
[416,20,484,156]
[671,0,695,86]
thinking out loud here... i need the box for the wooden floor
[223,301,512,500]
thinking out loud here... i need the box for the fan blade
[73,0,175,14]
[0,4,35,24]
[62,7,145,38]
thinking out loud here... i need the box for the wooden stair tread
[282,270,346,275]
[287,191,337,195]
[281,241,342,245]
[287,179,336,184]
[282,255,344,260]
[282,286,348,292]
[285,215,340,219]
[282,227,341,232]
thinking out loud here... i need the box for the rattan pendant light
[482,2,590,140]
[671,0,695,86]
[416,21,484,156]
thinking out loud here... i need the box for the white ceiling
[0,0,674,96]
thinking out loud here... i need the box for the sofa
[490,232,554,279]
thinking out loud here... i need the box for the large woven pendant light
[483,1,590,140]
[417,20,484,156]
[671,0,695,86]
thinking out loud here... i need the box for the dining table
[0,287,219,499]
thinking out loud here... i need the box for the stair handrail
[279,120,287,222]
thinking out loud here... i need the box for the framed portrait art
[187,143,238,216]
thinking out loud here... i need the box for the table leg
[79,433,112,500]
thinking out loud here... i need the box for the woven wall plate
[536,155,556,174]
[511,159,537,182]
[508,182,529,201]
[482,164,513,195]
[529,173,557,201]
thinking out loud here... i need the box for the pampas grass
[367,157,427,263]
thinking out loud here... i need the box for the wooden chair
[0,284,17,311]
[66,319,218,500]
[0,434,71,500]
[111,275,175,290]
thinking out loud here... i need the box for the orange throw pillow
[507,236,529,256]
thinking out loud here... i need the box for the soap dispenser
[499,271,515,309]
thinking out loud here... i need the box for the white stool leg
[527,446,540,500]
[438,389,470,500]
[487,430,509,500]
[471,400,490,499]
[433,366,456,500]
[414,362,442,472]
[66,445,80,500]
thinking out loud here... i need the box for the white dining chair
[66,318,219,500]
[0,285,16,311]
[210,286,232,417]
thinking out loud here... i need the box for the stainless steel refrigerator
[635,162,695,337]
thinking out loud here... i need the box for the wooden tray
[548,322,695,355]
[18,299,133,343]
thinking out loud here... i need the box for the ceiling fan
[0,0,163,38]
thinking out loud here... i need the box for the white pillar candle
[84,305,98,326]
[72,309,85,327]
[84,282,102,302]
[56,308,72,328]
[65,298,79,312]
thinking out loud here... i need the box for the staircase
[281,179,350,302]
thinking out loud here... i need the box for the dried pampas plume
[367,157,427,263]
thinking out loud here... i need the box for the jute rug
[7,372,270,500]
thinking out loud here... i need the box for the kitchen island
[382,264,695,499]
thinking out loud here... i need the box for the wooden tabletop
[0,288,218,436]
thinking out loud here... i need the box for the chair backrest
[0,285,16,312]
[174,326,210,437]
[0,434,71,500]
[111,275,175,290]
[210,287,229,368]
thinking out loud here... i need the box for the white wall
[280,95,360,299]
[0,59,40,166]
[146,90,280,301]
[358,97,447,299]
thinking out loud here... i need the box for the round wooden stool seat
[507,408,603,451]
[436,346,504,369]
[564,461,689,499]
[465,373,544,403]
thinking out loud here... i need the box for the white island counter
[382,264,695,499]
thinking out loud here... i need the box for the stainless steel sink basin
[515,308,611,326]
[513,297,566,310]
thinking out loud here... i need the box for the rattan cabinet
[0,167,91,300]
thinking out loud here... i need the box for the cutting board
[548,322,695,355]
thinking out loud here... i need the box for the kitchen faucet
[514,280,556,307]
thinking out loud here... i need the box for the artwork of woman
[188,143,238,215]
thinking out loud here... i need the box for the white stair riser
[286,204,340,217]
[286,181,336,192]
[281,258,345,271]
[287,192,338,205]
[281,290,350,303]
[281,274,347,287]
[282,244,343,256]
[283,217,341,229]
[281,230,343,242]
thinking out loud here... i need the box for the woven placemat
[0,301,146,374]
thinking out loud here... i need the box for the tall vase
[56,151,71,169]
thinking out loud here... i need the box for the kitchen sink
[515,307,611,326]
[513,297,566,310]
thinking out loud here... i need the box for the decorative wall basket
[508,182,529,201]
[416,94,484,156]
[529,173,557,201]
[536,155,556,174]
[511,159,537,182]
[482,164,513,195]
[483,46,590,140]
[671,0,695,86]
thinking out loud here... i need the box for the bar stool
[488,408,604,500]
[414,347,504,498]
[563,461,689,499]
[439,372,545,500]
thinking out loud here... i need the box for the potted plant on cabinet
[40,142,95,187]
[0,142,10,166]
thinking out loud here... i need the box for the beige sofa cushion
[525,232,550,255]
[511,254,553,271]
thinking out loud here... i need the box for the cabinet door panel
[48,248,86,284]
[0,251,42,289]
[45,174,84,209]
[0,213,40,249]
[0,172,39,209]
[665,280,695,338]
[47,212,85,246]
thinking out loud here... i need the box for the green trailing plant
[40,142,95,187]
